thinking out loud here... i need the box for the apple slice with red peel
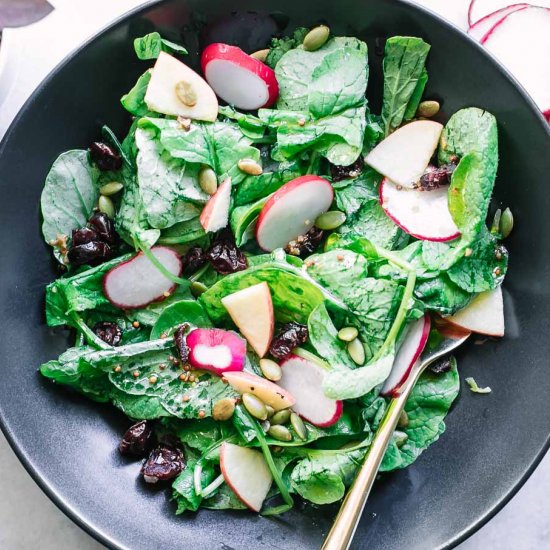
[380,177,460,242]
[223,371,295,411]
[201,43,279,110]
[221,282,274,357]
[468,4,528,42]
[445,287,504,337]
[144,52,218,121]
[103,247,182,309]
[381,314,431,397]
[278,355,343,428]
[255,175,334,251]
[199,177,232,233]
[187,328,246,374]
[365,121,443,188]
[220,442,272,512]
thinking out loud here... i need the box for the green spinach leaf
[133,32,187,60]
[264,27,309,69]
[121,70,153,116]
[150,299,212,339]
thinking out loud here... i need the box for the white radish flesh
[468,4,528,42]
[187,328,246,374]
[468,0,550,26]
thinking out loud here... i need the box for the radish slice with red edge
[201,43,279,110]
[468,0,550,26]
[187,328,246,374]
[379,177,460,242]
[468,4,528,42]
[381,314,431,397]
[103,246,182,309]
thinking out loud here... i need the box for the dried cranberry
[119,420,154,457]
[141,444,185,483]
[182,246,206,275]
[67,241,112,266]
[174,323,190,363]
[93,321,122,346]
[417,163,456,191]
[330,157,364,182]
[285,227,325,257]
[206,230,248,275]
[71,227,99,246]
[88,212,117,245]
[90,141,122,172]
[429,358,452,374]
[269,322,309,360]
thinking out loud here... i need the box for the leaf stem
[71,313,111,350]
[134,239,190,286]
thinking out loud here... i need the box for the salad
[39,26,510,515]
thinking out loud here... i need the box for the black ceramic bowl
[0,1,549,549]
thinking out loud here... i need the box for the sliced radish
[255,175,334,251]
[187,328,246,374]
[365,121,443,189]
[468,0,550,26]
[223,371,295,411]
[144,51,218,122]
[468,4,528,42]
[381,314,431,397]
[221,282,274,357]
[103,247,182,309]
[380,177,460,242]
[199,177,232,233]
[482,7,550,114]
[445,286,504,337]
[220,442,272,512]
[201,43,279,110]
[278,355,343,428]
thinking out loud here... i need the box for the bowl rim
[0,1,548,549]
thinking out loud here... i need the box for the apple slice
[220,442,272,512]
[278,355,343,427]
[255,175,334,251]
[199,177,232,233]
[221,282,274,357]
[380,177,460,242]
[468,4,528,42]
[223,371,295,411]
[201,43,278,110]
[144,51,218,121]
[365,120,443,188]
[445,287,504,337]
[187,328,246,373]
[381,314,431,397]
[103,247,182,309]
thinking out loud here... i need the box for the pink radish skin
[199,177,232,233]
[201,43,279,110]
[255,175,334,251]
[468,4,528,42]
[103,247,182,309]
[187,329,246,374]
[278,355,343,428]
[381,314,431,397]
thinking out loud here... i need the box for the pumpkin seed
[416,100,440,118]
[348,338,365,366]
[190,281,207,297]
[303,25,330,51]
[397,410,409,428]
[394,430,408,448]
[491,208,502,234]
[337,326,358,342]
[265,405,275,419]
[250,48,269,62]
[270,409,291,425]
[198,166,217,195]
[261,420,271,433]
[99,181,123,196]
[260,358,282,381]
[238,158,263,176]
[315,210,346,230]
[267,424,292,441]
[499,207,514,238]
[242,392,268,420]
[212,398,236,421]
[290,412,307,441]
[98,195,115,218]
[175,80,197,106]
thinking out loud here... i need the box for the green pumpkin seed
[394,430,408,448]
[290,412,307,441]
[491,208,502,234]
[260,358,282,381]
[98,195,115,218]
[348,338,365,366]
[99,181,123,196]
[397,410,409,428]
[175,80,197,106]
[416,100,440,118]
[190,281,207,297]
[265,405,275,419]
[267,424,292,441]
[238,158,263,176]
[337,326,358,342]
[499,207,514,238]
[250,48,269,62]
[315,210,346,230]
[198,166,217,195]
[212,398,236,421]
[270,409,291,425]
[242,392,268,420]
[303,25,330,51]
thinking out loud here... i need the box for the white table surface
[0,1,548,548]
